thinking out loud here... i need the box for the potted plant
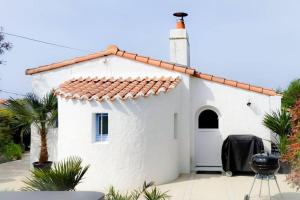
[263,109,292,173]
[7,92,57,169]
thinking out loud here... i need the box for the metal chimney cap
[173,12,188,19]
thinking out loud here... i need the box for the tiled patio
[158,173,299,200]
[0,153,30,191]
[0,154,299,199]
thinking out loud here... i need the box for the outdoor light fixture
[247,100,251,106]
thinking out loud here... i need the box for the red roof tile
[0,99,7,105]
[26,45,277,96]
[193,72,277,96]
[55,77,181,102]
[26,45,194,76]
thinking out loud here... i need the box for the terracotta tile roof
[26,45,195,76]
[55,76,181,102]
[26,45,277,96]
[0,99,7,105]
[193,72,277,96]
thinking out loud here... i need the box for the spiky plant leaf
[263,109,291,137]
[143,187,170,200]
[105,181,153,200]
[22,156,89,191]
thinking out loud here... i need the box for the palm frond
[106,186,133,200]
[263,109,291,136]
[7,92,58,162]
[143,187,170,200]
[22,156,90,191]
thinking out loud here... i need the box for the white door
[195,109,223,171]
[195,129,223,168]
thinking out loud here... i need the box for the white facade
[29,26,281,190]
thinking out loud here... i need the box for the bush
[105,182,170,200]
[3,143,22,161]
[0,109,13,152]
[282,79,300,109]
[22,156,90,191]
[285,97,300,189]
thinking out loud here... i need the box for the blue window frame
[96,113,108,142]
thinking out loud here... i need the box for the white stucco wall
[190,77,281,168]
[28,52,281,189]
[29,55,188,189]
[57,87,181,191]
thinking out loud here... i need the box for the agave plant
[105,182,169,200]
[22,156,89,191]
[144,187,170,200]
[263,109,291,154]
[7,92,57,163]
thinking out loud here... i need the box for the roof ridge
[25,44,277,96]
[193,72,277,96]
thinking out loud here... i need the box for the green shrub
[105,182,170,200]
[3,143,22,160]
[22,156,90,191]
[0,124,12,152]
[282,79,300,108]
[0,109,14,153]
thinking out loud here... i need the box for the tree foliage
[0,109,13,152]
[263,109,291,154]
[7,92,57,163]
[0,27,12,64]
[263,109,291,137]
[282,79,300,108]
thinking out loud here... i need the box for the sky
[0,0,300,98]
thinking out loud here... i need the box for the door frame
[194,106,222,171]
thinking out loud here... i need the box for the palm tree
[7,92,57,163]
[263,109,291,154]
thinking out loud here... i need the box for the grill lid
[250,153,280,175]
[251,153,279,166]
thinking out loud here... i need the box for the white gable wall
[190,77,281,169]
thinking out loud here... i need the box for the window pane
[102,115,108,135]
[97,115,102,135]
[198,110,218,129]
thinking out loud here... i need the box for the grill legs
[244,174,283,200]
[267,176,271,200]
[259,178,263,197]
[248,174,257,197]
[274,175,283,198]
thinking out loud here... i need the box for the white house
[26,15,281,191]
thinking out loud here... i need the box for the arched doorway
[195,108,223,171]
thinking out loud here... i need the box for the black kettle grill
[244,153,283,200]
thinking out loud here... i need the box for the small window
[173,113,178,139]
[198,109,218,129]
[96,113,108,142]
[54,116,58,128]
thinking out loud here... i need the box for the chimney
[170,12,190,66]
